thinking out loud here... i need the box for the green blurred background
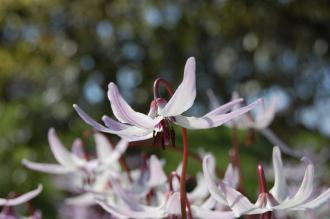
[0,0,329,218]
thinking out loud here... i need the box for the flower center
[150,98,176,149]
[153,119,176,149]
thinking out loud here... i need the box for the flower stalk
[153,78,191,219]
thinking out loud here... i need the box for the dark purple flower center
[150,98,176,149]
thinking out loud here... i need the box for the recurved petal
[223,163,239,189]
[48,128,82,168]
[205,98,244,117]
[74,104,120,133]
[274,157,315,210]
[175,99,262,129]
[94,133,114,162]
[102,115,131,130]
[188,173,209,203]
[65,193,95,206]
[254,97,278,129]
[74,105,153,141]
[269,146,288,202]
[202,155,227,205]
[146,155,167,188]
[108,83,156,128]
[0,185,42,206]
[165,192,181,216]
[206,89,221,110]
[22,159,72,174]
[294,188,330,210]
[203,155,258,217]
[101,139,128,166]
[160,57,196,117]
[71,138,86,160]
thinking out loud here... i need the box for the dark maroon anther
[159,132,165,150]
[152,131,157,145]
[170,127,176,147]
[258,164,267,194]
[161,120,171,146]
[146,189,155,205]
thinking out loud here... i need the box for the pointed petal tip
[73,104,78,108]
[187,56,195,62]
[21,158,29,167]
[101,115,108,121]
[48,127,55,135]
[256,98,263,104]
[36,184,43,191]
[301,156,313,165]
[273,146,281,154]
[108,82,116,89]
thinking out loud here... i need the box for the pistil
[257,164,274,219]
[258,164,267,194]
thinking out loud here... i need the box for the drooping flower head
[73,57,261,148]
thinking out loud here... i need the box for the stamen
[170,126,176,147]
[146,189,155,205]
[258,164,267,194]
[152,131,157,145]
[161,120,171,146]
[160,132,165,150]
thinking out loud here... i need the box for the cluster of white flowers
[2,57,329,219]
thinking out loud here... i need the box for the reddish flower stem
[180,128,192,219]
[153,78,174,99]
[153,78,191,219]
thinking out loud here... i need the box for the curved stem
[153,78,174,98]
[153,78,191,218]
[180,128,191,219]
